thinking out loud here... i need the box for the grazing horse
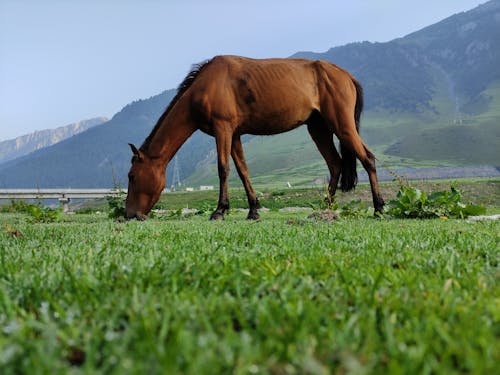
[125,55,384,220]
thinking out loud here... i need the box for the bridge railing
[0,189,125,212]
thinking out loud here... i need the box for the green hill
[286,0,500,162]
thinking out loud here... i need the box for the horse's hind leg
[338,122,384,213]
[306,119,342,205]
[231,136,261,220]
[322,107,384,214]
[358,143,384,214]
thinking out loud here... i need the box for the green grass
[1,208,499,374]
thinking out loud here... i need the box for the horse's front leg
[210,128,232,220]
[231,136,261,220]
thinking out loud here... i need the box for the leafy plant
[26,204,62,223]
[106,193,126,219]
[1,200,33,213]
[196,201,215,215]
[107,165,127,219]
[0,200,61,222]
[307,177,339,212]
[387,184,486,218]
[339,199,371,218]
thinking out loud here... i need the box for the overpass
[0,189,124,212]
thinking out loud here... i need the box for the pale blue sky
[0,0,486,140]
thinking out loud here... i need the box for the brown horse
[126,55,384,220]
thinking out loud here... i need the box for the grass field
[1,181,499,374]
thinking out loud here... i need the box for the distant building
[185,187,194,192]
[200,185,214,191]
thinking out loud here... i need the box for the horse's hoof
[210,212,225,221]
[136,213,148,221]
[246,212,260,220]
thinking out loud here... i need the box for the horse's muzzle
[125,210,147,221]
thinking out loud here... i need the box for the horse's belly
[240,114,308,135]
[239,99,313,135]
[245,123,304,136]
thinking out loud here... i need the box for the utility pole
[171,155,181,190]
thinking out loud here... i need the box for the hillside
[0,90,214,188]
[293,0,500,114]
[286,0,500,164]
[0,117,107,164]
[0,0,498,188]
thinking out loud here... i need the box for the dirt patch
[307,209,340,222]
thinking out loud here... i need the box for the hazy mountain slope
[293,0,500,114]
[0,117,107,164]
[0,91,214,188]
[286,0,500,165]
[268,0,499,164]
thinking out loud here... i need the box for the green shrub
[0,200,33,213]
[106,193,126,219]
[339,199,371,218]
[26,204,62,223]
[387,184,486,218]
[0,200,61,222]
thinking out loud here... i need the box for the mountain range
[0,0,499,188]
[0,117,107,164]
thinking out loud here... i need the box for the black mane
[140,59,212,152]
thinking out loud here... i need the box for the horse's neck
[147,105,197,166]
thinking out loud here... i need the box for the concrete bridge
[0,189,124,212]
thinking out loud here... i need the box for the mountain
[0,117,107,164]
[0,0,498,188]
[291,0,500,161]
[293,0,500,114]
[0,91,214,188]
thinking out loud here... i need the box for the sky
[0,0,487,141]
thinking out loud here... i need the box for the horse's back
[194,55,318,96]
[188,56,356,135]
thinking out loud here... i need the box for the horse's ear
[129,143,139,155]
[128,143,144,161]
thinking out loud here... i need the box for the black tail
[340,79,363,192]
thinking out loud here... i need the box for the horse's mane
[140,58,212,152]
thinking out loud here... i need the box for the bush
[0,200,32,213]
[106,193,126,219]
[0,200,61,223]
[387,184,486,219]
[339,199,372,218]
[26,204,62,223]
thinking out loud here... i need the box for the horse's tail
[340,78,363,192]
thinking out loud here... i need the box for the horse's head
[125,143,165,220]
